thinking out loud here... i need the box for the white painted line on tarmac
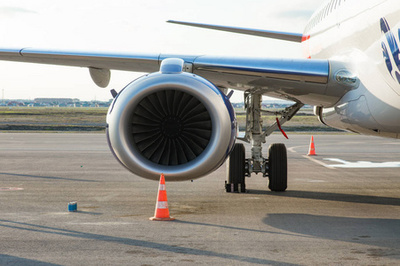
[323,158,400,168]
[288,146,306,153]
[302,155,335,169]
[302,156,400,169]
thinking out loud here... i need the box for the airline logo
[381,18,400,84]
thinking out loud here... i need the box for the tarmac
[0,132,399,265]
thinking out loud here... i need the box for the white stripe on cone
[157,201,168,209]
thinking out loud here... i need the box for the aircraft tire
[225,143,246,193]
[268,143,287,192]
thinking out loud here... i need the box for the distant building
[1,98,112,108]
[34,98,79,105]
[7,101,25,106]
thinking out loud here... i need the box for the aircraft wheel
[268,143,287,192]
[225,143,246,193]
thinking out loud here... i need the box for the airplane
[0,0,399,193]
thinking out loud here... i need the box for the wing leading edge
[0,48,348,107]
[167,20,304,42]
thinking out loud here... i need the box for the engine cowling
[106,67,236,181]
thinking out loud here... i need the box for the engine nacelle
[106,68,236,181]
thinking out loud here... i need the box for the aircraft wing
[167,20,304,42]
[0,48,349,107]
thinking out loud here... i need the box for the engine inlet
[130,90,212,166]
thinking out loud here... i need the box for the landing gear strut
[225,90,303,193]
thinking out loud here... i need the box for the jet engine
[106,59,236,181]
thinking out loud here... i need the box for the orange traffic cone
[150,174,175,221]
[307,136,316,156]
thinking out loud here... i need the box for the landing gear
[268,143,287,192]
[225,143,246,192]
[225,90,302,193]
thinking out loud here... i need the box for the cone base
[149,216,175,221]
[307,153,316,156]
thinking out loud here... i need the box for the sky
[0,0,322,102]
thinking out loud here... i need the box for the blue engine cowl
[106,70,236,181]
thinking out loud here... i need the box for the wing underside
[0,48,347,107]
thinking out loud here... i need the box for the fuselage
[303,0,400,138]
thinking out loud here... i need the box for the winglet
[167,20,303,43]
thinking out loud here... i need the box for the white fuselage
[303,0,400,138]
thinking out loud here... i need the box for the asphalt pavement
[0,133,399,265]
